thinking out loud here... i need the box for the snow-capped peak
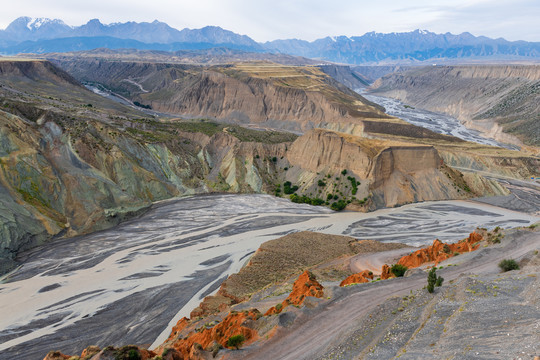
[25,17,68,30]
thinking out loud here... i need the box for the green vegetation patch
[498,259,519,272]
[391,264,408,278]
[227,334,246,350]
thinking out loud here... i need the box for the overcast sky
[1,0,539,42]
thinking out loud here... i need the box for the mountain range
[1,17,540,64]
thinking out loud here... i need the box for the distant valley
[369,65,540,147]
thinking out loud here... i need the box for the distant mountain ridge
[264,29,540,64]
[0,17,262,51]
[1,17,540,64]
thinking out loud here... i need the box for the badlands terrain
[0,51,538,360]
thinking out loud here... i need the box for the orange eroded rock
[43,351,70,360]
[44,346,156,360]
[167,310,260,359]
[166,317,191,343]
[397,232,483,269]
[80,345,101,358]
[380,264,393,280]
[339,269,374,287]
[265,270,324,316]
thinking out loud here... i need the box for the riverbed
[363,93,519,150]
[0,194,537,359]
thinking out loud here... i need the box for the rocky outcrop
[265,270,324,316]
[286,129,504,209]
[43,345,157,360]
[159,309,261,359]
[380,264,393,280]
[287,129,377,177]
[369,65,540,146]
[397,232,483,268]
[340,269,374,286]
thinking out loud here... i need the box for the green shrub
[427,268,436,293]
[498,259,519,272]
[390,264,408,277]
[318,179,326,187]
[275,303,283,310]
[330,200,347,211]
[227,334,246,350]
[283,181,298,194]
[341,169,348,175]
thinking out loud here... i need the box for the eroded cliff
[369,65,540,146]
[285,129,507,209]
[54,60,391,132]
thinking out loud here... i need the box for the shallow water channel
[363,93,519,150]
[0,194,537,359]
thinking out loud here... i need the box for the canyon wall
[54,60,391,132]
[370,65,540,146]
[0,108,291,273]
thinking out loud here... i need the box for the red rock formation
[265,270,324,316]
[43,351,70,360]
[340,270,374,286]
[397,232,483,269]
[380,264,393,280]
[43,346,156,360]
[165,309,260,360]
[80,346,101,358]
[166,317,191,343]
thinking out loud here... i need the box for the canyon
[0,52,538,360]
[3,59,535,274]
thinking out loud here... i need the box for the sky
[0,0,539,43]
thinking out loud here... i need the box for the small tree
[498,259,519,272]
[227,334,246,350]
[427,268,444,293]
[427,268,437,293]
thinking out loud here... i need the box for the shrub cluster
[283,181,299,194]
[290,194,324,206]
[227,334,246,350]
[330,200,347,211]
[498,259,519,272]
[390,264,408,277]
[347,176,359,195]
